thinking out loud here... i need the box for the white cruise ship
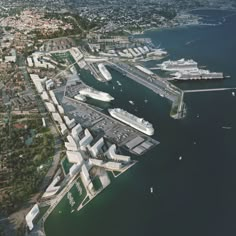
[158,58,198,72]
[79,88,114,102]
[171,69,224,80]
[98,63,112,81]
[108,108,154,136]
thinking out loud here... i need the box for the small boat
[222,126,232,129]
[117,81,122,86]
[179,156,182,160]
[144,99,148,103]
[232,92,235,96]
[150,187,153,193]
[129,100,135,105]
[193,141,197,145]
[197,114,200,118]
[120,89,123,92]
[113,86,115,90]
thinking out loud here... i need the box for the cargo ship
[108,108,154,136]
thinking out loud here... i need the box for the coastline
[130,7,236,36]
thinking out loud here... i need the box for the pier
[107,60,186,119]
[184,87,236,93]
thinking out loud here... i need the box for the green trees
[0,114,55,215]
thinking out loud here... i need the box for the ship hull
[109,110,154,136]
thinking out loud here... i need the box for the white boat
[117,81,122,86]
[108,108,154,136]
[158,58,198,72]
[79,88,114,102]
[129,100,135,105]
[222,126,232,129]
[232,92,235,96]
[150,187,153,193]
[98,63,112,81]
[171,69,224,80]
[179,156,182,160]
[144,99,148,103]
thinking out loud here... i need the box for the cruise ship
[171,69,224,80]
[79,88,114,102]
[108,108,154,136]
[98,63,112,81]
[158,58,198,71]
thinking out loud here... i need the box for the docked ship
[158,58,198,71]
[98,63,112,81]
[108,108,154,136]
[171,69,224,80]
[79,88,114,102]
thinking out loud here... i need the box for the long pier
[184,87,236,93]
[107,60,185,119]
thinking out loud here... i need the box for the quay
[184,87,236,93]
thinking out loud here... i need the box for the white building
[107,144,131,162]
[71,123,83,143]
[42,118,46,127]
[89,158,104,167]
[27,57,34,67]
[69,163,82,177]
[65,141,78,151]
[49,90,59,105]
[64,116,76,129]
[105,161,122,170]
[5,48,16,63]
[40,91,50,101]
[89,137,104,158]
[66,151,84,164]
[45,79,54,90]
[52,112,63,124]
[60,123,68,135]
[42,176,61,198]
[45,102,56,113]
[57,105,64,114]
[79,129,93,150]
[67,135,78,150]
[25,204,39,231]
[30,74,46,94]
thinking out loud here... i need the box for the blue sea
[45,10,236,236]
